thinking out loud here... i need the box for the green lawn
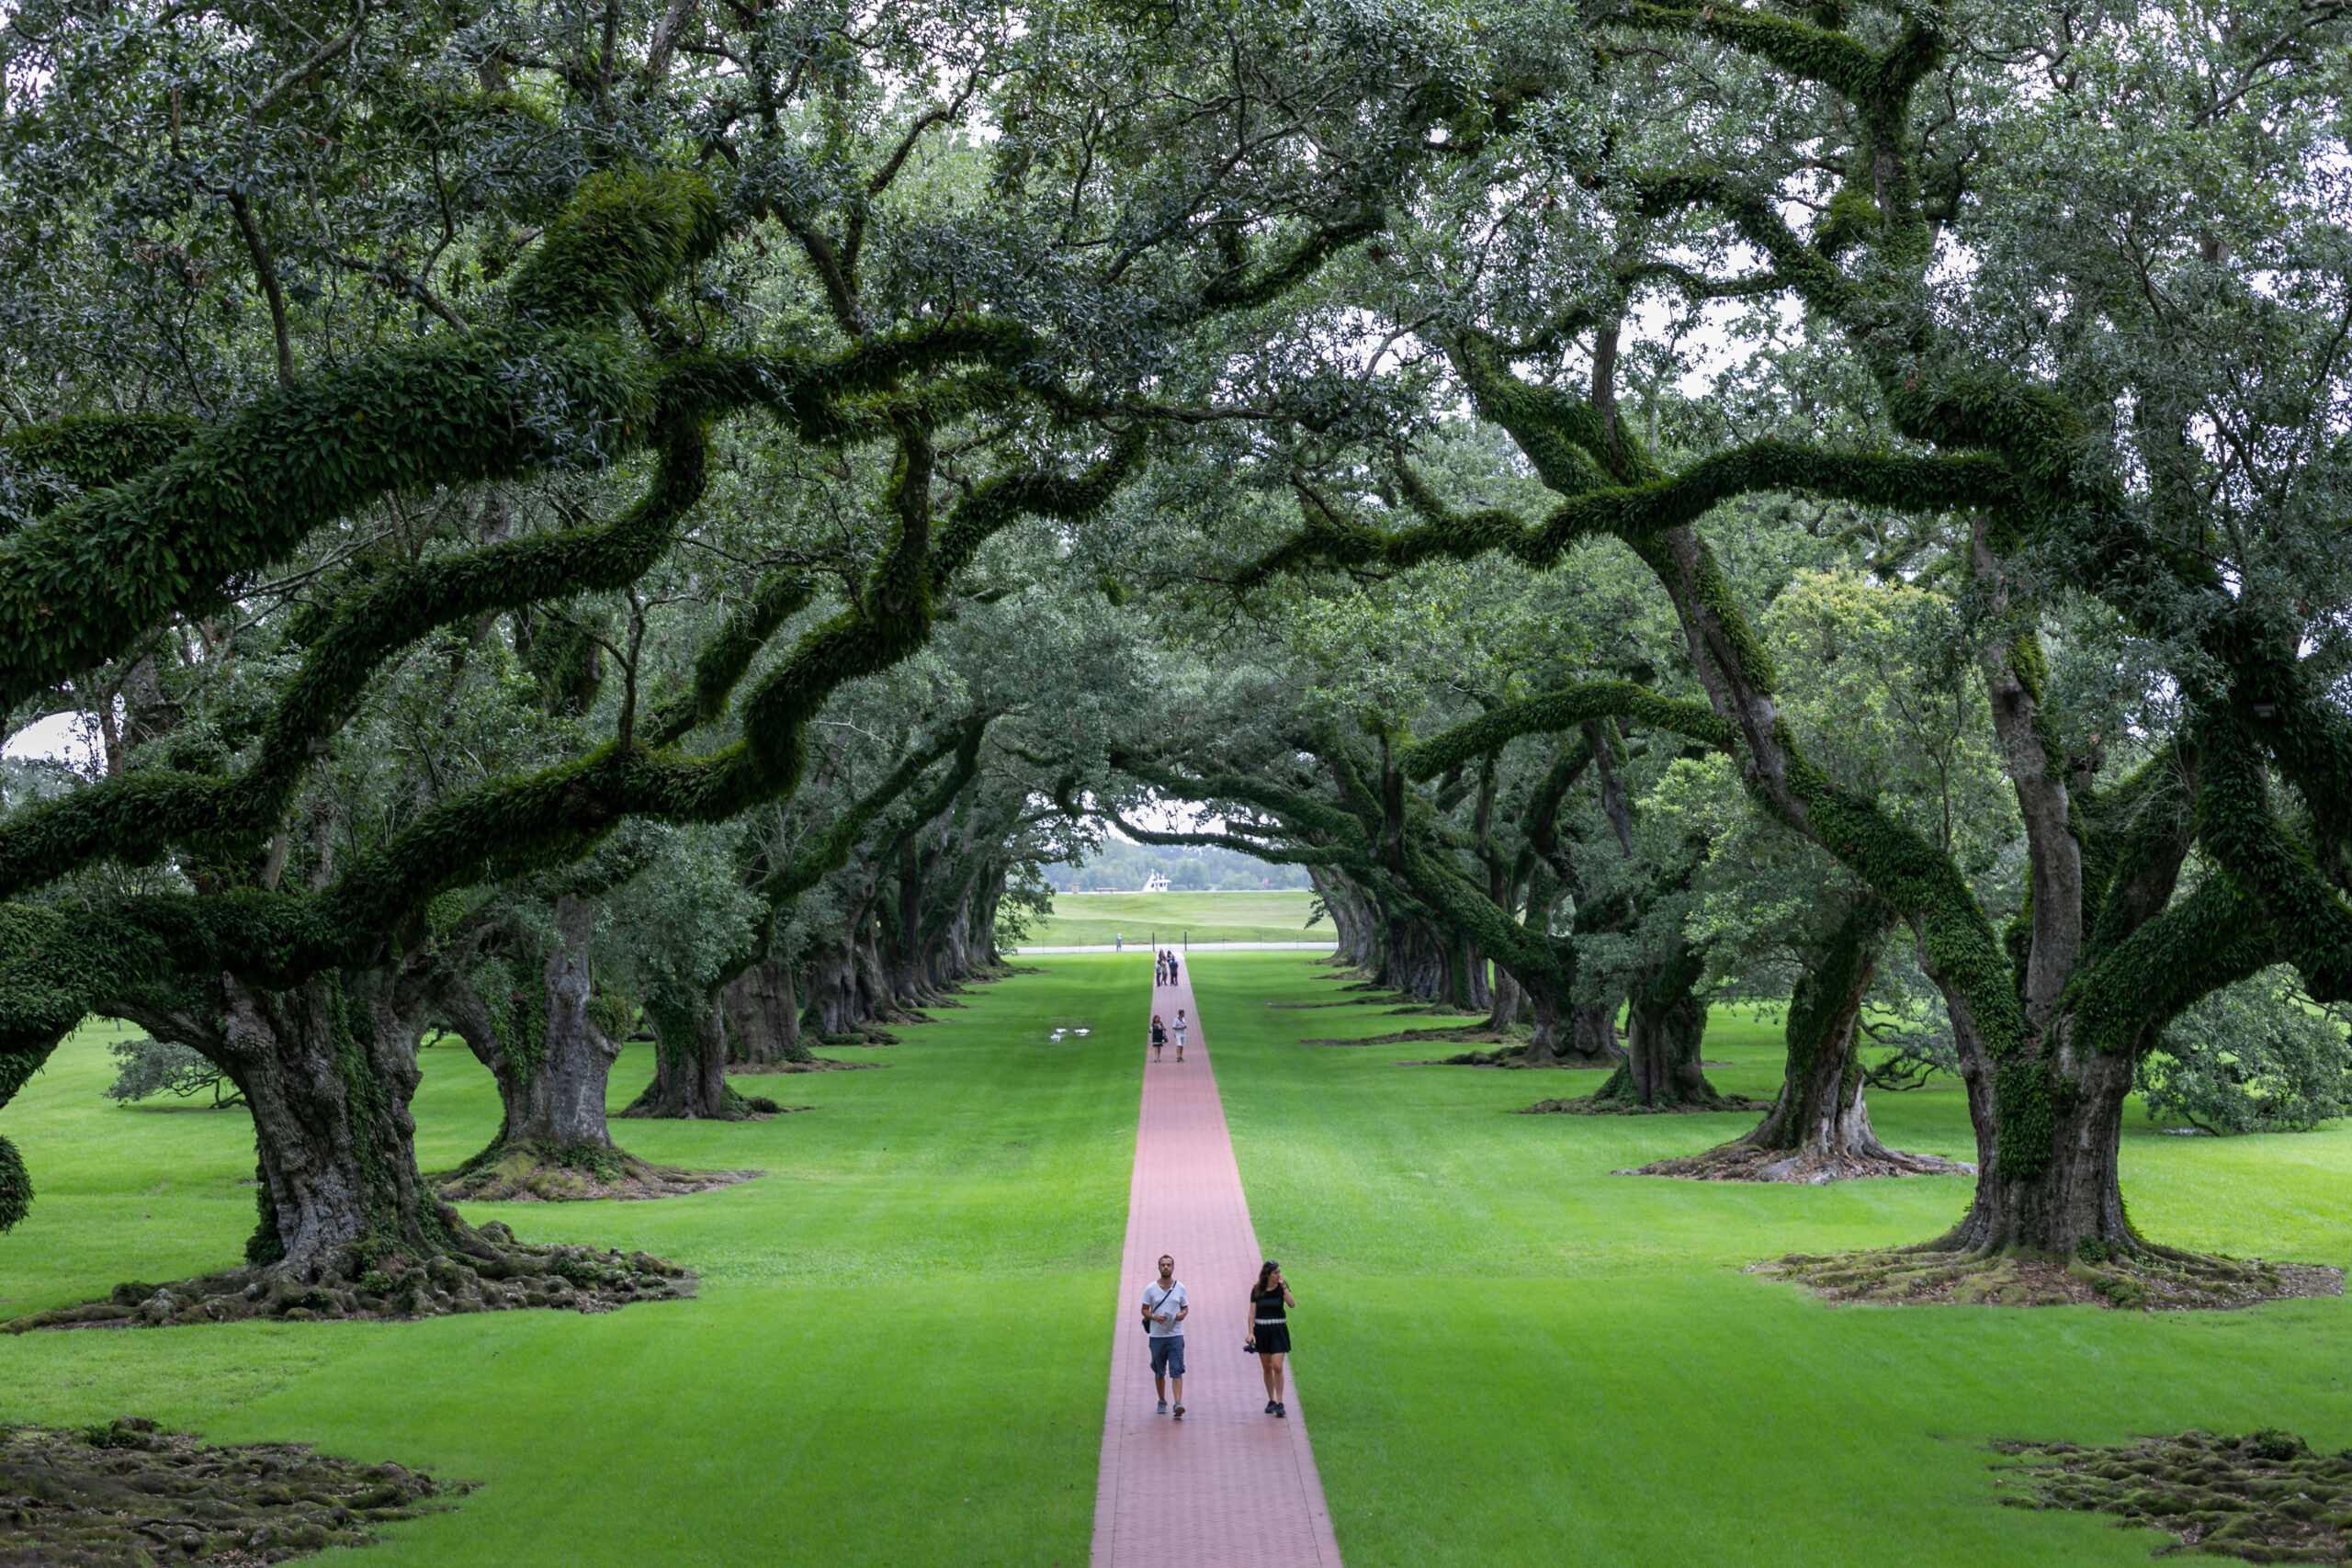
[1016,888,1327,947]
[0,956,1156,1568]
[1199,952,2352,1568]
[8,953,2350,1568]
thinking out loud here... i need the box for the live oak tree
[0,0,1394,1318]
[1225,0,2352,1294]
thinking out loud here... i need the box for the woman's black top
[1151,1021,1167,1043]
[1250,1286,1287,1322]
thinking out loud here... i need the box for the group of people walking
[1155,949,1182,987]
[1139,1254,1296,1420]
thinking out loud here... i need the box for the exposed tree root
[1994,1428,2352,1562]
[1518,1093,1771,1115]
[4,1223,694,1333]
[815,1027,900,1046]
[429,1143,766,1202]
[1302,1027,1510,1050]
[1752,1245,2345,1310]
[729,1056,880,1074]
[1397,1041,1617,1068]
[1617,1144,1975,1182]
[0,1417,465,1564]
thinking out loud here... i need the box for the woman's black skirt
[1252,1323,1292,1355]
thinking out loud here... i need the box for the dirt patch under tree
[0,1416,466,1564]
[1750,1247,2344,1310]
[1993,1428,2352,1562]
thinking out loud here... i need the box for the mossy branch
[1402,682,1733,780]
[1239,441,2012,589]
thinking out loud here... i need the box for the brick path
[1090,959,1344,1567]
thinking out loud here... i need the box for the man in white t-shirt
[1142,1253,1188,1418]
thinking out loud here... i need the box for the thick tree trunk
[1632,904,1973,1180]
[1934,1008,2139,1254]
[214,969,447,1269]
[723,953,808,1065]
[1588,950,1733,1110]
[1486,964,1521,1032]
[1568,1001,1620,1064]
[20,958,692,1327]
[440,894,625,1159]
[802,941,858,1036]
[622,998,745,1120]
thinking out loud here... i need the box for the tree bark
[440,894,626,1156]
[723,953,808,1065]
[622,997,744,1120]
[1568,1001,1619,1064]
[1485,964,1521,1031]
[1933,1003,2140,1253]
[1588,947,1729,1109]
[1634,902,1973,1179]
[212,968,449,1269]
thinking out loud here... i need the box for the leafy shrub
[103,1036,244,1109]
[2135,968,2351,1134]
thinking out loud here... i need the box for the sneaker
[1173,1404,1185,1420]
[1264,1400,1276,1415]
[1157,1398,1168,1415]
[1275,1403,1286,1418]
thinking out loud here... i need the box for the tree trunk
[1934,1005,2139,1254]
[622,997,745,1120]
[1486,964,1521,1032]
[723,953,808,1065]
[1632,903,1972,1180]
[1568,1001,1620,1064]
[215,968,447,1269]
[802,940,859,1035]
[440,895,626,1158]
[1588,949,1729,1110]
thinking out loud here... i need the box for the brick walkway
[1090,959,1344,1567]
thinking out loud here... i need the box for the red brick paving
[1090,960,1344,1567]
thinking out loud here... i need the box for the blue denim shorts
[1148,1334,1186,1378]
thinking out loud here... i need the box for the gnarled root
[1994,1428,2352,1563]
[1518,1092,1771,1116]
[1754,1242,2344,1310]
[1618,1143,1974,1183]
[5,1222,693,1332]
[430,1141,765,1202]
[0,1417,466,1562]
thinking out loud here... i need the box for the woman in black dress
[1248,1259,1295,1416]
[1150,1014,1168,1062]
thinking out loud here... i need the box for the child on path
[1172,1008,1188,1061]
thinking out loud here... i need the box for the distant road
[1009,942,1339,954]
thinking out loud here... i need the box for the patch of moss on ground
[0,1416,464,1563]
[1995,1428,2352,1562]
[1757,1247,2344,1310]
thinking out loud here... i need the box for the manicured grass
[0,956,1155,1567]
[12,953,2350,1567]
[1198,953,2352,1568]
[1016,888,1326,948]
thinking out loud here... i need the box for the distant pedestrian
[1142,1254,1188,1418]
[1247,1260,1296,1417]
[1115,933,1123,952]
[1168,953,1181,986]
[1150,1014,1168,1062]
[1172,1008,1188,1061]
